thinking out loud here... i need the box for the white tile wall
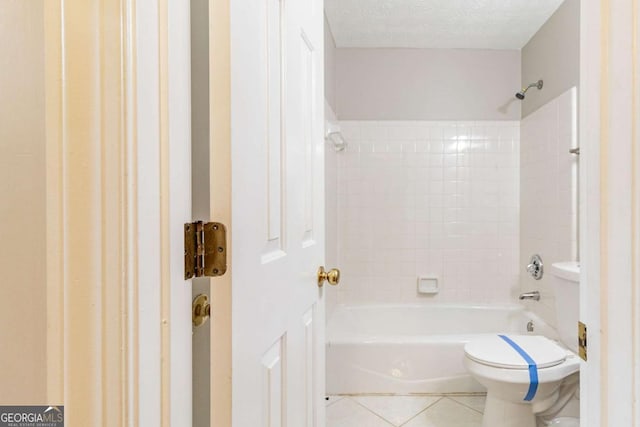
[520,88,578,327]
[334,120,520,306]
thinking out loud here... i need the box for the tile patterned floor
[326,394,486,427]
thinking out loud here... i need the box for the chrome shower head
[515,79,543,100]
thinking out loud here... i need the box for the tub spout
[519,291,540,301]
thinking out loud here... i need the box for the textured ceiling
[325,0,565,49]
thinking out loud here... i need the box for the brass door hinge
[578,321,587,361]
[184,221,227,279]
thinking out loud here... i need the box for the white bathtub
[326,304,555,395]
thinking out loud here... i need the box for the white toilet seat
[463,334,581,427]
[464,349,580,390]
[464,335,580,388]
[465,335,567,370]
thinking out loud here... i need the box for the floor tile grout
[348,396,396,426]
[326,394,486,427]
[331,393,486,397]
[397,396,444,427]
[449,396,485,414]
[325,396,344,408]
[352,395,455,426]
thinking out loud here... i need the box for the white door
[230,0,327,424]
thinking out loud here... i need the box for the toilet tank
[551,262,580,353]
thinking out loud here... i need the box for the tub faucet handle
[519,291,540,301]
[526,254,544,280]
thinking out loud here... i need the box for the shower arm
[515,79,544,100]
[521,80,544,93]
[523,82,537,91]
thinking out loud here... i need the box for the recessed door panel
[262,337,286,427]
[264,0,286,261]
[300,31,316,248]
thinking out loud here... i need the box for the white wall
[0,0,47,404]
[520,88,577,326]
[521,0,579,118]
[335,48,521,121]
[334,121,520,306]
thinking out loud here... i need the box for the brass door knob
[317,266,340,287]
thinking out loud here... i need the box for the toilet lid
[465,335,567,369]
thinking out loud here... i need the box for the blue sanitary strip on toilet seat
[498,334,539,401]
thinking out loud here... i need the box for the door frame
[579,0,640,426]
[44,0,140,423]
[45,0,192,425]
[207,0,233,425]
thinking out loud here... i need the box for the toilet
[464,262,581,427]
